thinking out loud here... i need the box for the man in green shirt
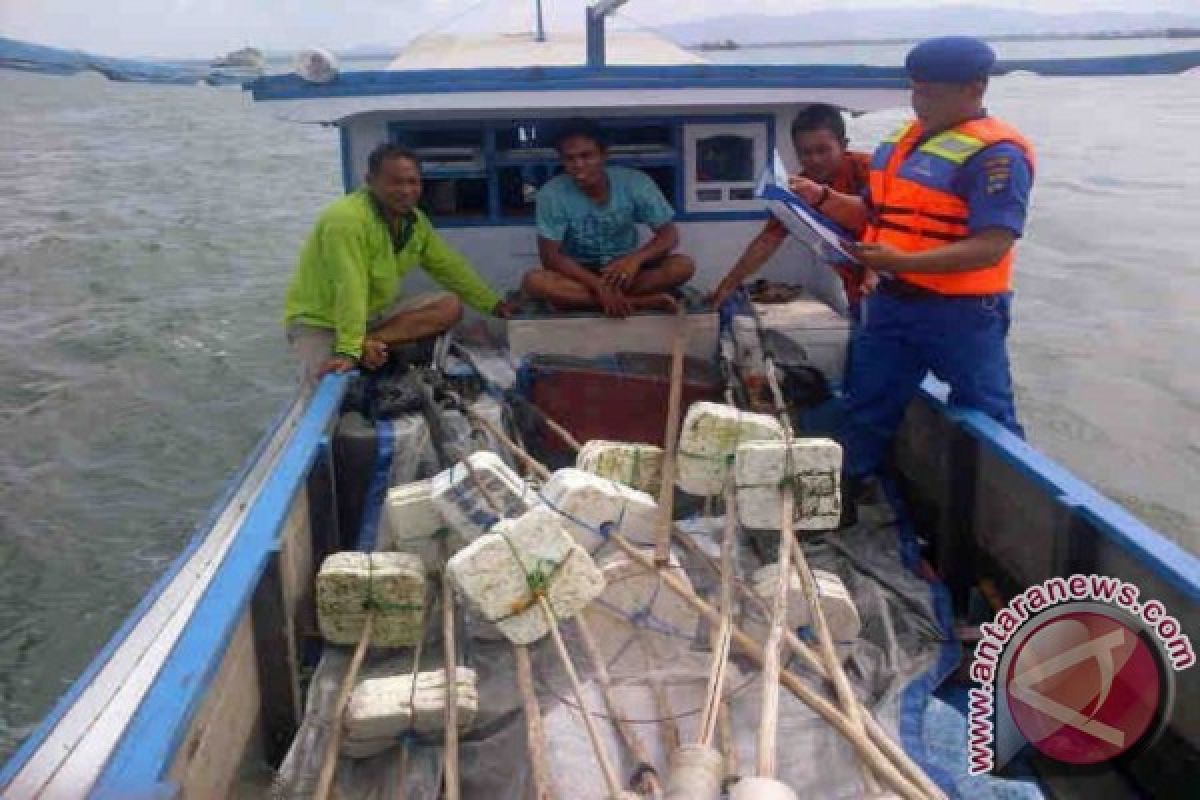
[284,143,511,382]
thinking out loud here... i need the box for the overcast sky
[1,0,1195,59]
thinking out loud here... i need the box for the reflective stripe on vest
[865,117,1034,296]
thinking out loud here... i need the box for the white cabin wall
[344,116,389,190]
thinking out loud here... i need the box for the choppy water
[1,42,1198,762]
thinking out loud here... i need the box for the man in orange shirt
[710,103,872,313]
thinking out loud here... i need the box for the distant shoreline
[693,28,1200,51]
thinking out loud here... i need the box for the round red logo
[1004,610,1163,765]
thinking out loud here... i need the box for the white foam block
[576,440,665,496]
[581,549,699,670]
[729,776,799,800]
[744,564,860,648]
[677,402,784,497]
[342,666,478,757]
[734,439,842,530]
[380,480,465,567]
[316,552,426,648]
[431,450,536,542]
[447,505,606,645]
[540,468,660,553]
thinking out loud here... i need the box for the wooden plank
[168,614,262,798]
[307,438,341,563]
[252,491,314,765]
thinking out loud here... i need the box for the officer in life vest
[792,36,1035,519]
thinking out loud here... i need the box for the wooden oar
[655,306,689,566]
[313,611,374,800]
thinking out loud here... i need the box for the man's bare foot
[629,292,679,313]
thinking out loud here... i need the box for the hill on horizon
[656,5,1200,45]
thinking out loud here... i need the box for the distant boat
[211,46,264,69]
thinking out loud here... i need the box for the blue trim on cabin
[247,52,1200,102]
[0,393,300,793]
[248,52,1200,103]
[918,382,1200,604]
[90,375,349,797]
[340,125,354,193]
[249,63,913,101]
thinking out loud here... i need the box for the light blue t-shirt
[535,165,675,267]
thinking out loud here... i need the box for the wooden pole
[474,407,942,800]
[537,596,624,799]
[787,533,881,794]
[576,614,663,796]
[514,643,557,800]
[608,533,929,800]
[698,482,737,748]
[654,307,688,566]
[440,545,461,800]
[755,490,794,778]
[313,611,374,800]
[673,527,943,800]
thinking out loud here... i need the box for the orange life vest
[864,116,1034,295]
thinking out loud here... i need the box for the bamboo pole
[440,547,461,800]
[514,643,557,800]
[698,483,738,748]
[717,700,737,779]
[608,534,928,800]
[537,596,624,799]
[786,532,881,794]
[755,490,794,778]
[474,408,941,800]
[313,611,373,800]
[576,615,664,797]
[654,307,689,566]
[672,528,943,800]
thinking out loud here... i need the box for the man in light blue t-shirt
[522,118,694,317]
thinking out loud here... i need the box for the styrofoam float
[576,440,665,496]
[540,467,660,553]
[676,402,784,497]
[447,505,605,645]
[316,552,426,647]
[734,439,841,531]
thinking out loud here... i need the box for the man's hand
[787,175,826,206]
[317,355,357,377]
[848,242,910,273]
[860,267,881,295]
[592,284,633,318]
[598,254,642,291]
[361,337,389,370]
[492,299,517,319]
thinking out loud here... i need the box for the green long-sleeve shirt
[284,190,501,359]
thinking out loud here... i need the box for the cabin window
[386,116,771,226]
[682,121,769,213]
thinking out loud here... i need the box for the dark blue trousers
[839,289,1023,478]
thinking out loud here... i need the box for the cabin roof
[387,29,706,69]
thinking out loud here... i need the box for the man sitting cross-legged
[521,118,695,317]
